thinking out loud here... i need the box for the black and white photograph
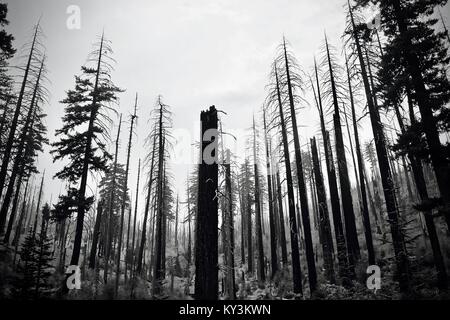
[0,0,450,309]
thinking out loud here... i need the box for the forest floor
[2,239,450,300]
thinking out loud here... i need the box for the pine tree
[13,205,54,300]
[0,22,42,201]
[321,35,360,263]
[0,56,47,235]
[251,116,265,285]
[266,60,303,294]
[12,230,38,300]
[311,59,351,282]
[51,33,122,271]
[281,38,317,293]
[263,108,278,279]
[310,137,335,283]
[347,3,410,292]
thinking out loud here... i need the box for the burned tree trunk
[152,106,167,295]
[325,36,360,262]
[252,116,265,285]
[311,137,335,283]
[129,159,141,279]
[115,94,137,297]
[136,135,156,275]
[0,58,44,235]
[224,149,236,299]
[312,61,350,280]
[283,39,317,293]
[194,106,219,300]
[275,64,303,294]
[349,5,410,292]
[263,110,278,278]
[346,53,375,265]
[0,24,39,201]
[89,200,104,269]
[104,114,122,283]
[275,167,288,266]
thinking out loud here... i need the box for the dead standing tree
[195,106,219,300]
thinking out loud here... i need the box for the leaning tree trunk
[263,110,278,279]
[32,171,44,238]
[0,24,39,201]
[395,87,448,289]
[349,5,410,292]
[0,58,44,235]
[390,0,450,229]
[130,159,141,279]
[283,39,317,293]
[114,95,137,297]
[311,137,335,283]
[194,106,219,300]
[70,34,105,274]
[136,135,156,275]
[312,60,350,281]
[325,36,360,263]
[275,64,303,294]
[3,168,25,244]
[346,53,375,265]
[252,116,265,285]
[89,200,104,269]
[104,113,122,283]
[12,179,30,248]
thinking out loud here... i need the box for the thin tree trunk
[12,178,29,248]
[71,35,104,269]
[312,60,350,281]
[224,149,236,299]
[136,135,156,274]
[263,111,278,279]
[283,39,317,293]
[349,4,410,292]
[252,116,265,285]
[275,64,303,294]
[32,171,44,238]
[114,95,137,297]
[130,159,141,277]
[104,113,122,283]
[391,0,450,229]
[245,163,253,275]
[89,200,103,269]
[345,52,375,265]
[311,137,335,283]
[152,103,166,295]
[275,165,288,267]
[0,58,44,234]
[325,36,360,262]
[4,168,25,244]
[0,24,39,200]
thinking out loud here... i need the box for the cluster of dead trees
[193,0,450,298]
[1,0,450,300]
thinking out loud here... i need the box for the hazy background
[4,0,449,222]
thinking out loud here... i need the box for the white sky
[5,0,448,222]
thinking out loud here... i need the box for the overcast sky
[4,0,449,222]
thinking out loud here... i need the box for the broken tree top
[201,105,217,119]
